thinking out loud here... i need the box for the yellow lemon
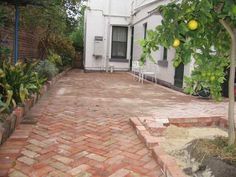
[188,20,198,30]
[173,39,180,48]
[210,76,216,81]
[173,61,179,67]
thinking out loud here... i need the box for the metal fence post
[14,4,19,64]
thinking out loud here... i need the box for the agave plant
[0,61,46,113]
[0,68,14,113]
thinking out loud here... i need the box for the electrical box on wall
[93,36,104,58]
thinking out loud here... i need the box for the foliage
[0,5,10,61]
[0,5,6,27]
[48,52,63,68]
[35,60,59,81]
[0,61,45,113]
[70,27,84,51]
[195,137,236,165]
[38,34,75,65]
[0,46,10,61]
[140,0,235,101]
[61,56,73,67]
[70,5,86,51]
[15,0,83,34]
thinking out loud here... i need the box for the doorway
[174,63,184,88]
[130,26,134,70]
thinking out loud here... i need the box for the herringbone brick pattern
[0,70,164,177]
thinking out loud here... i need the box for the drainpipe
[14,4,19,64]
[105,0,111,72]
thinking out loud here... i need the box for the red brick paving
[0,70,165,177]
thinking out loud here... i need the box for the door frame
[129,26,134,70]
[174,63,184,88]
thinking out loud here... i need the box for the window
[157,47,169,67]
[143,23,147,39]
[163,47,168,60]
[111,26,128,59]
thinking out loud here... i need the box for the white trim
[87,8,131,18]
[133,0,164,14]
[131,8,158,26]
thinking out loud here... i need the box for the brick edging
[0,67,72,145]
[130,117,187,177]
[168,116,228,129]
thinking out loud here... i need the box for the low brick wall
[168,117,228,129]
[130,117,186,177]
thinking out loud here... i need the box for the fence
[0,27,40,60]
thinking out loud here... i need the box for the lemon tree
[140,0,236,145]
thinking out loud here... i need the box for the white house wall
[84,0,194,87]
[110,0,131,17]
[132,0,193,85]
[84,10,105,70]
[84,0,132,71]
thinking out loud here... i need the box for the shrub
[69,5,85,52]
[0,46,10,61]
[61,56,73,67]
[35,60,59,81]
[0,61,45,113]
[48,52,63,71]
[70,28,83,51]
[38,34,76,64]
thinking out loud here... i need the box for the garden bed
[0,67,71,145]
[130,116,236,177]
[160,125,236,177]
[183,137,236,177]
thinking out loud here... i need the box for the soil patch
[161,125,236,177]
[185,138,236,177]
[161,125,227,154]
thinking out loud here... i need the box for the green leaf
[20,84,29,103]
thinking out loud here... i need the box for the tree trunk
[220,20,236,145]
[228,30,236,145]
